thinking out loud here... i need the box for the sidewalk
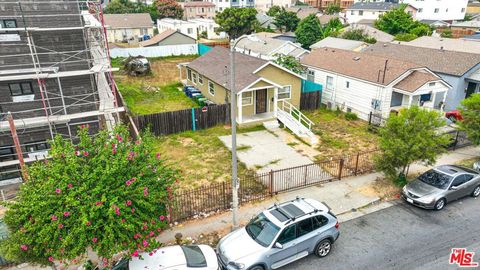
[158,146,479,244]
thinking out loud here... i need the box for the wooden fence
[134,104,230,136]
[170,150,377,221]
[300,91,322,111]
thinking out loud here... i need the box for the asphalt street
[285,197,480,270]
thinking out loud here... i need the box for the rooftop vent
[353,56,361,61]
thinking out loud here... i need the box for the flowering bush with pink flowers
[0,125,177,266]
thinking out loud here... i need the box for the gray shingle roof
[365,43,480,77]
[188,46,267,92]
[235,34,307,58]
[103,13,153,29]
[343,24,394,42]
[310,37,367,51]
[347,2,398,11]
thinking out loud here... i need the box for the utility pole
[230,39,239,230]
[7,112,28,180]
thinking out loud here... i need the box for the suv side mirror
[274,242,283,249]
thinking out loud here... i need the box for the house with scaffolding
[0,1,123,196]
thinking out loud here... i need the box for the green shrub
[394,33,417,42]
[344,112,359,121]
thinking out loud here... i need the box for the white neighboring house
[205,0,255,12]
[255,0,296,12]
[346,2,417,24]
[300,48,452,120]
[235,33,309,61]
[103,13,154,43]
[188,18,227,40]
[398,0,468,21]
[157,18,198,40]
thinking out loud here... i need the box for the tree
[105,0,161,21]
[154,0,183,20]
[273,54,304,74]
[440,29,453,38]
[0,126,178,267]
[215,8,258,39]
[342,29,376,44]
[266,5,282,17]
[295,14,322,48]
[374,4,415,35]
[459,93,480,145]
[375,107,450,183]
[319,18,343,39]
[325,4,341,15]
[273,8,300,32]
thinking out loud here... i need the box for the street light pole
[230,39,239,230]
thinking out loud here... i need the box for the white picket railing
[278,100,314,131]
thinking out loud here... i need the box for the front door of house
[256,89,267,114]
[466,82,477,98]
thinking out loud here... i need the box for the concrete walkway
[219,130,313,173]
[158,146,479,244]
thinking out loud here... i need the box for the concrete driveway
[219,130,313,173]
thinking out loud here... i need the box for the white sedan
[113,245,219,270]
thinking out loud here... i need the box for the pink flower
[126,200,132,206]
[132,250,139,257]
[67,184,73,189]
[86,221,91,226]
[157,228,162,233]
[51,215,58,221]
[115,207,121,216]
[121,218,126,223]
[112,148,117,155]
[58,224,64,229]
[48,256,54,262]
[92,237,97,243]
[95,201,102,206]
[55,188,61,194]
[131,208,135,213]
[156,153,161,159]
[134,233,141,239]
[142,225,147,230]
[75,151,80,156]
[63,212,70,217]
[149,252,153,256]
[143,187,148,197]
[151,220,156,225]
[159,215,165,221]
[149,231,155,237]
[20,245,28,251]
[83,151,89,157]
[135,140,141,145]
[143,240,149,248]
[116,134,123,143]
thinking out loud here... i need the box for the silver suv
[216,198,340,270]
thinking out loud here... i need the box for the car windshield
[418,169,453,190]
[181,246,207,268]
[245,213,280,247]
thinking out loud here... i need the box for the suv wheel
[472,186,480,197]
[315,239,332,257]
[434,198,446,211]
[249,266,264,270]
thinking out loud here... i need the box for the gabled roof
[393,71,441,93]
[365,43,480,77]
[310,37,367,51]
[139,29,194,47]
[401,36,480,54]
[301,47,423,86]
[286,6,319,19]
[343,24,394,42]
[347,2,398,11]
[235,34,307,58]
[103,13,152,29]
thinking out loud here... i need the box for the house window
[461,8,465,13]
[307,70,315,81]
[346,81,350,88]
[187,69,192,81]
[1,19,17,28]
[326,76,334,90]
[9,82,33,96]
[278,86,291,100]
[429,82,436,87]
[187,28,193,34]
[371,99,381,110]
[418,8,423,13]
[192,72,197,84]
[359,10,363,16]
[198,75,204,85]
[242,92,253,106]
[208,81,215,96]
[351,11,354,15]
[434,8,439,13]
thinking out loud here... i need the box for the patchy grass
[118,81,197,115]
[237,145,252,152]
[153,124,265,189]
[113,55,199,114]
[303,108,379,160]
[287,142,299,147]
[456,157,480,169]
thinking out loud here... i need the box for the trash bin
[197,97,207,106]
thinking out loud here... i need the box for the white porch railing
[278,100,315,131]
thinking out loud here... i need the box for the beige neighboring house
[139,29,196,47]
[310,37,368,51]
[342,24,394,42]
[301,48,451,120]
[103,13,153,43]
[181,1,216,20]
[400,36,480,54]
[234,33,309,61]
[286,6,320,19]
[183,46,305,125]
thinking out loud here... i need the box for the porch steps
[263,120,280,130]
[277,110,318,145]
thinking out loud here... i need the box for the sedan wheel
[434,198,446,211]
[315,239,332,258]
[472,186,480,197]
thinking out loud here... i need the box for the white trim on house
[253,62,306,80]
[237,77,283,93]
